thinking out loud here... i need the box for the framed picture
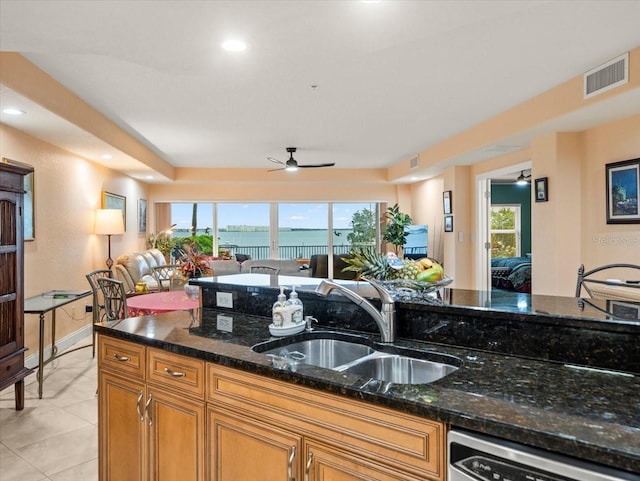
[606,157,639,224]
[535,177,548,202]
[443,190,452,214]
[24,171,35,240]
[444,215,453,232]
[138,198,147,234]
[102,191,126,231]
[608,300,640,321]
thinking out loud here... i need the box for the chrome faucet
[315,277,396,343]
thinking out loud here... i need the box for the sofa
[114,248,167,292]
[209,258,310,277]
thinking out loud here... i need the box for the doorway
[475,162,532,292]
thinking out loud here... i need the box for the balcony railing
[218,244,358,260]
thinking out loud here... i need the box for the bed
[491,256,532,293]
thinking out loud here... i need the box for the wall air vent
[409,156,419,169]
[584,52,628,99]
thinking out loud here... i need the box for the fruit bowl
[377,276,453,304]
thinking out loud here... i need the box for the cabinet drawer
[208,365,444,481]
[98,336,145,379]
[147,348,205,400]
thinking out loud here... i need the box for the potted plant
[382,204,412,255]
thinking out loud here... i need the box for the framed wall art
[102,191,126,231]
[138,199,147,234]
[535,177,548,202]
[444,215,453,232]
[443,190,452,214]
[606,157,639,224]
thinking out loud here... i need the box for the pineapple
[390,259,422,280]
[342,249,392,280]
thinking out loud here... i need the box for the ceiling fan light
[285,165,298,172]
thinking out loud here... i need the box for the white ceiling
[1,0,640,179]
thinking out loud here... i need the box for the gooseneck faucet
[315,277,396,343]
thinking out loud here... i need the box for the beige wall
[1,123,148,357]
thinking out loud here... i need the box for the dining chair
[97,277,129,321]
[86,269,113,357]
[152,264,181,291]
[250,265,280,275]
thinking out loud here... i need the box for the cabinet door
[99,372,146,481]
[305,441,424,481]
[147,387,205,481]
[208,407,301,481]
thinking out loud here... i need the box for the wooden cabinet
[98,336,205,481]
[208,407,301,481]
[207,364,444,481]
[0,161,34,411]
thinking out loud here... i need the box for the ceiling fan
[267,147,335,172]
[516,170,531,185]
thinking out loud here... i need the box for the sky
[170,202,377,230]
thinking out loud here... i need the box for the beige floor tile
[0,443,48,481]
[63,397,98,426]
[48,457,98,481]
[15,424,98,476]
[0,404,90,450]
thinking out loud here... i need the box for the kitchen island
[96,282,639,479]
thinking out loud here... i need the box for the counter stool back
[86,269,113,357]
[97,277,129,321]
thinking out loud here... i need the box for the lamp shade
[95,209,125,235]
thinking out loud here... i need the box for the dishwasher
[448,429,639,481]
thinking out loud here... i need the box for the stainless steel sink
[338,353,459,384]
[257,338,375,369]
[252,332,461,385]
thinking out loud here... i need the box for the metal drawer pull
[287,446,296,481]
[145,394,153,426]
[136,390,144,421]
[164,367,186,377]
[113,353,130,362]
[305,451,313,481]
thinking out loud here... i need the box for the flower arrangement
[176,241,213,279]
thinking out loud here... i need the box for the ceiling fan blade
[298,163,336,169]
[267,157,285,165]
[267,167,286,172]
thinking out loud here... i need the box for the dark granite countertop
[95,308,640,475]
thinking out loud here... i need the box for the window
[491,205,521,258]
[166,201,382,263]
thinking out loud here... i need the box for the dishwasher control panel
[453,451,569,481]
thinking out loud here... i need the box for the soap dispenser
[272,287,290,327]
[287,286,303,324]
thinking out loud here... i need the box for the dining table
[127,289,200,317]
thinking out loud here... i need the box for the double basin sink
[252,331,462,385]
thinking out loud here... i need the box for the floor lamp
[95,209,125,269]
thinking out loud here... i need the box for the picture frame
[444,215,453,232]
[606,157,640,224]
[102,191,126,231]
[535,177,548,202]
[24,171,35,240]
[138,198,147,234]
[443,190,452,214]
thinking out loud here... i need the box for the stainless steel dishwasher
[448,430,639,481]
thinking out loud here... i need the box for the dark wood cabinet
[0,160,34,410]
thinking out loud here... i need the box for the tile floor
[0,337,98,481]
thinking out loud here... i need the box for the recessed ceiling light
[2,108,25,115]
[222,39,247,52]
[101,154,113,160]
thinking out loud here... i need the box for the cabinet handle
[113,353,130,362]
[304,451,313,481]
[287,446,296,481]
[145,394,153,426]
[136,390,144,421]
[164,367,186,377]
